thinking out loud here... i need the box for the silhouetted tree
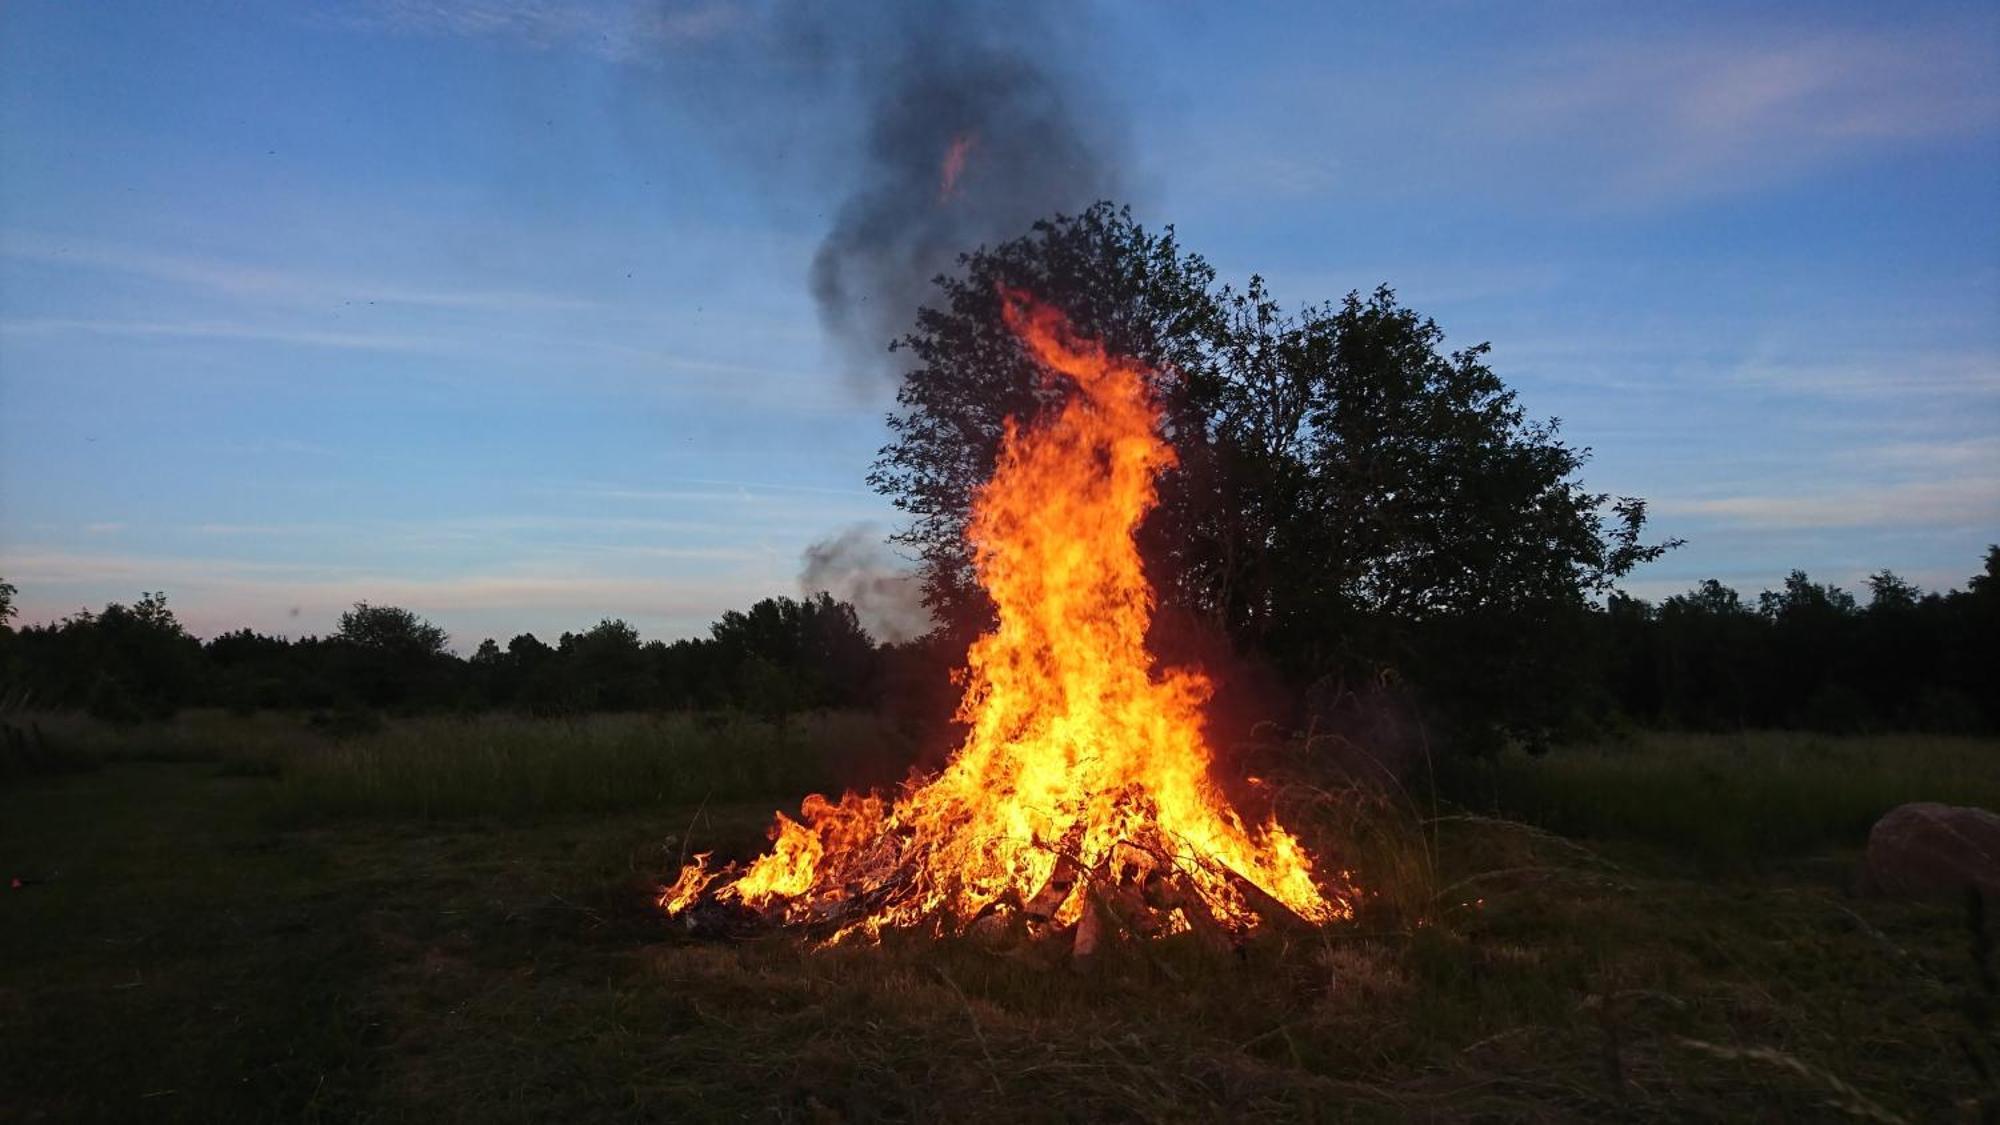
[207,628,317,711]
[6,547,1992,738]
[503,633,563,714]
[1854,571,1929,728]
[1652,579,1764,729]
[1757,571,1864,730]
[0,576,17,693]
[1587,555,1999,735]
[332,602,450,708]
[559,619,651,711]
[651,637,718,709]
[873,202,1676,749]
[9,592,202,719]
[336,603,448,657]
[710,594,880,715]
[1941,545,2000,729]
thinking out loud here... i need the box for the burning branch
[664,293,1354,955]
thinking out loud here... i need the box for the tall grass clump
[2,709,302,775]
[273,711,912,822]
[1450,730,2000,867]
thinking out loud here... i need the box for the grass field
[3,714,1995,1120]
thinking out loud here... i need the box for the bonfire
[663,291,1354,952]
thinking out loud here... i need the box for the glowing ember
[664,291,1353,944]
[938,131,977,201]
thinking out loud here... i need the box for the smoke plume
[778,1,1126,382]
[800,524,931,643]
[649,2,1125,621]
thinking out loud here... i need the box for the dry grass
[3,718,1995,1119]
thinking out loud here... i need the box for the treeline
[0,548,1994,740]
[0,584,941,723]
[1596,553,1998,735]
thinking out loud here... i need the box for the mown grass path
[1,763,700,1120]
[2,764,385,1119]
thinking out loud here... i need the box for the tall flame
[664,292,1351,941]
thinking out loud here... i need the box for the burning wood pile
[663,291,1354,956]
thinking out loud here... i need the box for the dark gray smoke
[800,523,931,643]
[635,2,1123,379]
[786,1,1125,382]
[639,2,1124,616]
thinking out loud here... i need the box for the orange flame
[938,131,977,202]
[664,292,1351,940]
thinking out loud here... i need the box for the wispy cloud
[183,521,774,564]
[1864,435,2000,473]
[174,512,860,554]
[1,550,355,587]
[1,233,599,314]
[1215,16,2000,210]
[0,232,849,408]
[1657,477,2000,531]
[565,478,880,503]
[0,314,853,413]
[1490,25,2000,203]
[325,0,745,61]
[0,547,793,645]
[0,317,456,354]
[1486,327,2000,412]
[1730,350,2000,400]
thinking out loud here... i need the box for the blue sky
[2,1,1996,648]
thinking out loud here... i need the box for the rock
[1860,802,2000,900]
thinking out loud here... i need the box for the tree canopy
[872,202,1678,747]
[336,602,450,659]
[1,553,1993,741]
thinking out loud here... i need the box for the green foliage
[554,618,652,711]
[446,596,885,717]
[709,592,877,715]
[1601,556,2000,734]
[328,601,453,708]
[335,601,450,657]
[4,545,1995,745]
[7,591,201,720]
[0,576,16,699]
[873,202,1677,751]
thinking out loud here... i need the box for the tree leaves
[871,203,1679,747]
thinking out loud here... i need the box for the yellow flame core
[662,292,1352,937]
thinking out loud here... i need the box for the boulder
[1860,802,2000,900]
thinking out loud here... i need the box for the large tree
[333,602,451,708]
[872,203,1676,747]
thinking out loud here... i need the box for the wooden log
[966,889,1025,946]
[1071,894,1105,966]
[1023,827,1087,929]
[1217,864,1315,933]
